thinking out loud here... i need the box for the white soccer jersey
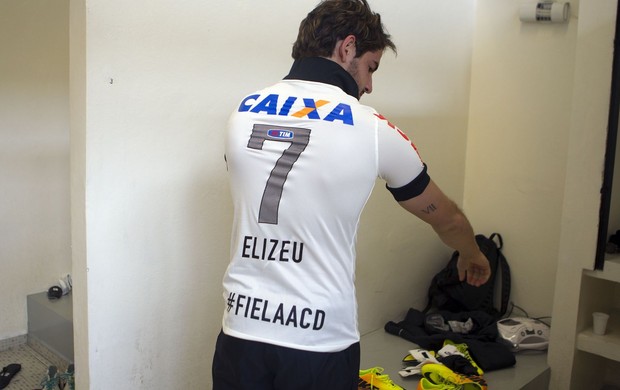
[222,72,428,352]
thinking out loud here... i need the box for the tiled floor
[0,343,55,389]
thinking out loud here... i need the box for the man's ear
[332,34,356,66]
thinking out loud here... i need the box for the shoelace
[426,372,486,390]
[370,370,400,389]
[361,367,403,389]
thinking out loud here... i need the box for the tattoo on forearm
[421,203,437,214]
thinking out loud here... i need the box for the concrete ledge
[360,328,549,389]
[27,291,73,367]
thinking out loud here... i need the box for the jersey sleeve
[375,113,431,201]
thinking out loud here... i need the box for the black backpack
[422,233,511,319]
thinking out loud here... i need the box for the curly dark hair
[292,0,397,60]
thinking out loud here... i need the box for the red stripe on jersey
[374,113,423,160]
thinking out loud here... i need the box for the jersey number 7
[247,124,311,225]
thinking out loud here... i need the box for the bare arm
[398,179,490,286]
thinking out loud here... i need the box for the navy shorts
[212,331,360,390]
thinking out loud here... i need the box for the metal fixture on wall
[519,1,570,23]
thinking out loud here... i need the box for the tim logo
[267,129,294,140]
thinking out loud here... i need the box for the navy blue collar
[284,57,360,100]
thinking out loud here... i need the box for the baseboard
[0,334,27,352]
[27,291,73,364]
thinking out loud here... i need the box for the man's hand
[457,252,491,287]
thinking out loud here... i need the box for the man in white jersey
[213,1,491,389]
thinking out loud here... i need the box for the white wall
[466,1,618,388]
[0,0,71,340]
[466,0,578,319]
[70,1,476,388]
[549,1,617,388]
